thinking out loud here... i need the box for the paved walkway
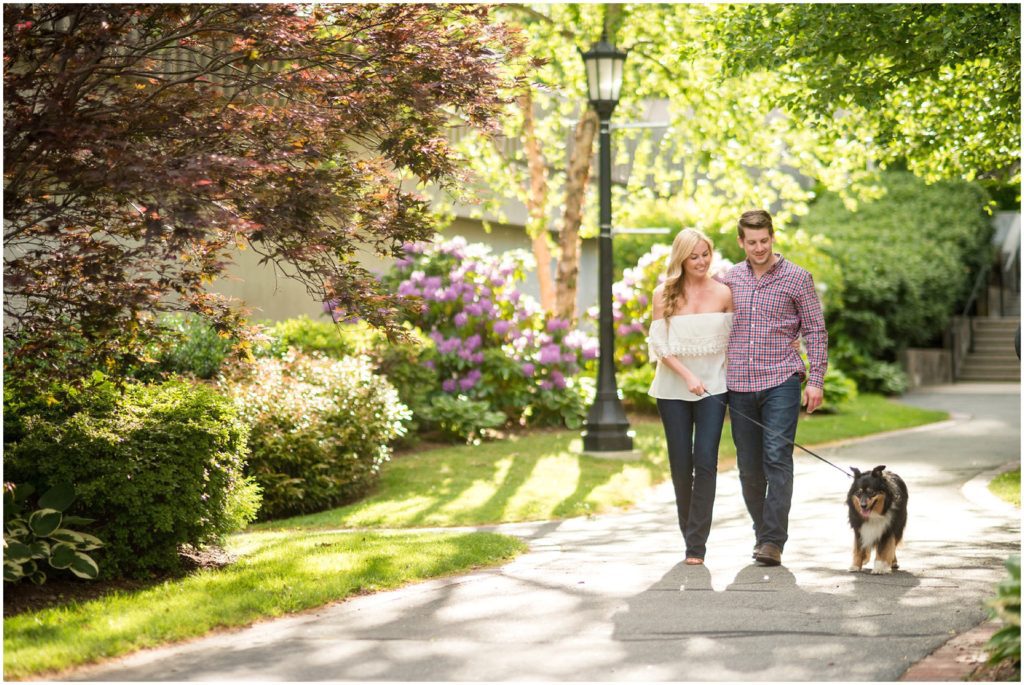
[68,383,1020,682]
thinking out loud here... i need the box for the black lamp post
[581,35,633,453]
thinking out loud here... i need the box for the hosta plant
[985,554,1021,676]
[3,482,103,583]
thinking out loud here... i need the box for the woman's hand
[684,373,706,396]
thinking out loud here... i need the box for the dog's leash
[699,390,854,479]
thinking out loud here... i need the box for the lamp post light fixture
[580,35,633,453]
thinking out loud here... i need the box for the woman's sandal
[684,556,704,565]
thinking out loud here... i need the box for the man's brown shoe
[754,542,782,566]
[752,544,761,560]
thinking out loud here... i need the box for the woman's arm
[649,290,705,395]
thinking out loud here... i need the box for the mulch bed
[3,545,236,619]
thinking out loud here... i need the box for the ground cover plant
[3,530,525,680]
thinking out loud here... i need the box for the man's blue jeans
[656,394,728,559]
[728,374,802,551]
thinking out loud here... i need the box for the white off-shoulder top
[647,312,734,401]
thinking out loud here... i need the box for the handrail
[961,258,993,317]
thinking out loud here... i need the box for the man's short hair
[738,209,774,238]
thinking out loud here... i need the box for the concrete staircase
[958,317,1021,382]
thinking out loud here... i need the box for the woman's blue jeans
[656,394,728,559]
[728,374,802,551]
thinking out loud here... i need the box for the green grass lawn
[3,530,525,680]
[261,393,948,531]
[989,467,1021,507]
[3,392,947,679]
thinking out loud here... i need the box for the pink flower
[538,344,562,365]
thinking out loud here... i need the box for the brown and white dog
[847,465,908,574]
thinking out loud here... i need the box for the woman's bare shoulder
[709,279,731,296]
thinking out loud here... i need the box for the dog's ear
[872,465,886,475]
[850,467,861,478]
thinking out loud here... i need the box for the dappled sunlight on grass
[4,530,525,679]
[4,394,949,680]
[256,395,946,532]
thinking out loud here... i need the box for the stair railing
[946,255,994,380]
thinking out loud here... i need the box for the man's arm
[795,270,828,412]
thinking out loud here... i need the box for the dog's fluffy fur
[847,465,908,574]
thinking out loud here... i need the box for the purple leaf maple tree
[4,3,522,382]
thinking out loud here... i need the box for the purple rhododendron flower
[550,370,566,389]
[454,312,469,327]
[464,334,482,351]
[423,360,436,370]
[539,380,554,390]
[583,345,599,360]
[538,344,562,365]
[617,323,631,336]
[397,281,420,297]
[459,376,477,391]
[621,353,635,366]
[493,320,511,336]
[521,363,535,377]
[442,378,458,393]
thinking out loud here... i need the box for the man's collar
[744,253,785,277]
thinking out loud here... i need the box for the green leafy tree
[715,3,1021,185]
[800,171,994,392]
[3,4,522,383]
[445,4,878,320]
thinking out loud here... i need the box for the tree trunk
[555,107,599,321]
[517,88,556,313]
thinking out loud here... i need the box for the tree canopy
[4,3,521,381]
[714,3,1021,185]
[444,3,879,318]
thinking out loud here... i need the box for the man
[719,209,828,567]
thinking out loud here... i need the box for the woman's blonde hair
[661,228,714,317]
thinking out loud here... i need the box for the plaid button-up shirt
[720,255,828,392]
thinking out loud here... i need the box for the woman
[648,228,733,565]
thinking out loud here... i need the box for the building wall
[209,217,602,323]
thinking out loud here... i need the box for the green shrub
[261,316,374,359]
[618,365,658,414]
[801,171,993,388]
[985,555,1021,677]
[4,374,255,578]
[359,326,440,443]
[524,374,595,429]
[818,366,859,413]
[417,394,506,444]
[3,482,103,584]
[223,351,410,520]
[149,313,235,380]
